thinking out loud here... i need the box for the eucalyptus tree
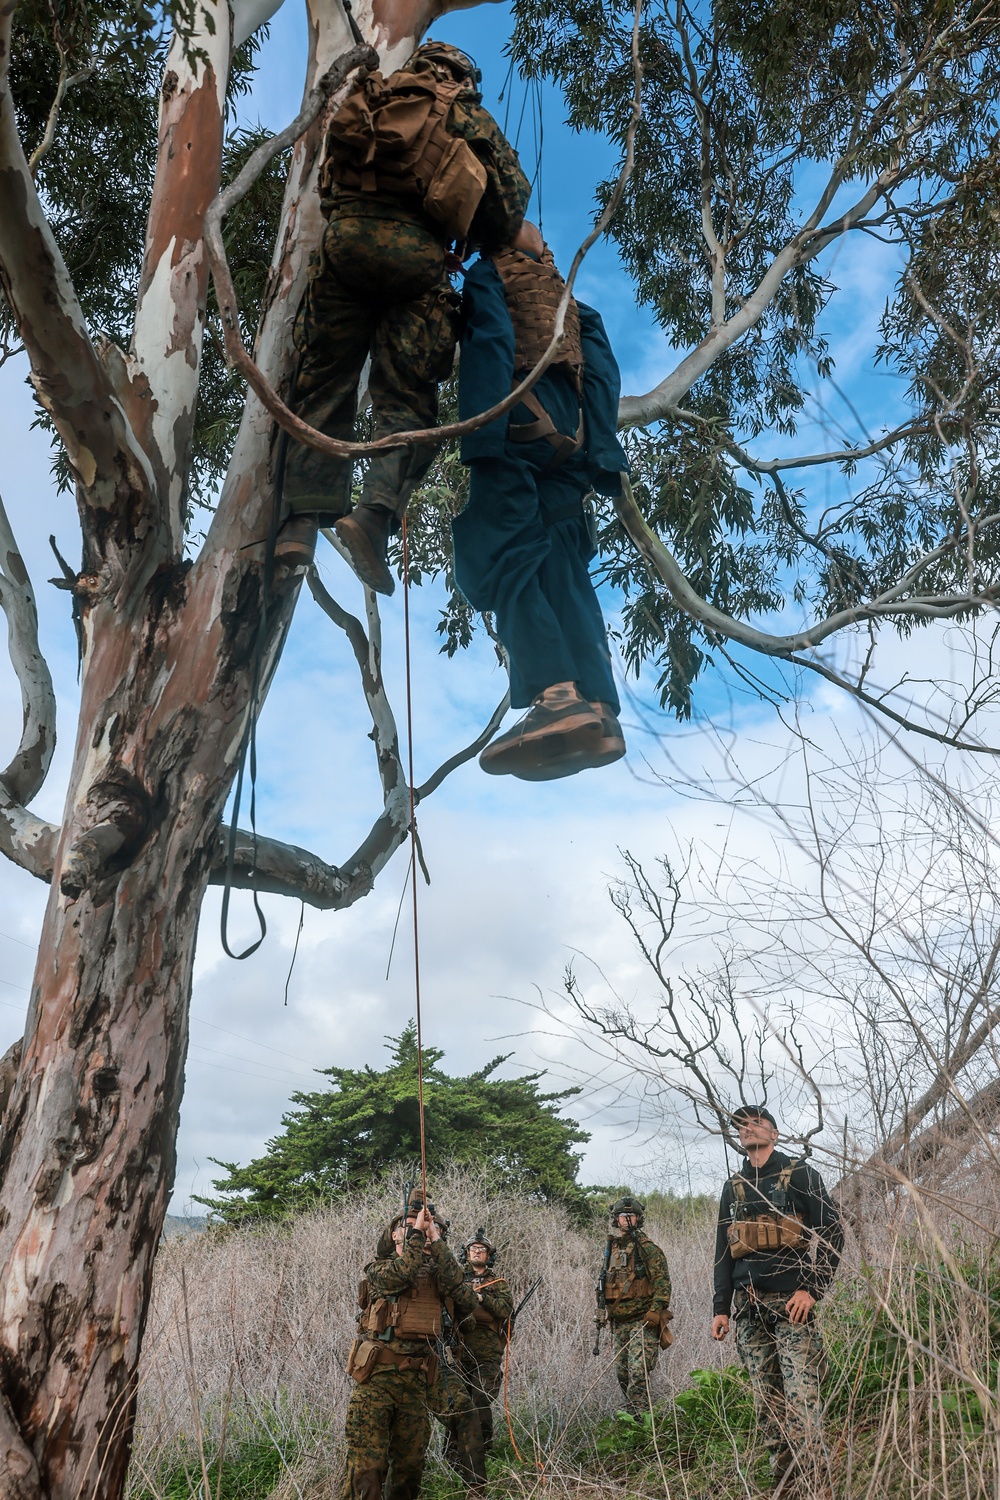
[2,0,1000,1495]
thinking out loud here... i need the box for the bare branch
[28,60,95,177]
[0,492,56,804]
[614,474,1000,660]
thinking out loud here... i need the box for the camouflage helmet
[460,1227,496,1265]
[411,39,481,85]
[610,1194,646,1228]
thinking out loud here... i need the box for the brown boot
[479,683,602,777]
[272,514,318,570]
[334,504,396,595]
[513,701,626,781]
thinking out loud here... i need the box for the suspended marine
[279,41,530,591]
[454,220,630,779]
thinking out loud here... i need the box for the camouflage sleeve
[428,1239,467,1299]
[365,1234,427,1296]
[644,1239,672,1312]
[481,1277,515,1321]
[451,101,530,251]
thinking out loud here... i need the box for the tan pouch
[346,1338,382,1384]
[727,1221,756,1259]
[658,1311,674,1350]
[776,1213,807,1250]
[424,135,487,239]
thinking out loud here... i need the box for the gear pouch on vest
[346,1338,382,1384]
[424,136,487,239]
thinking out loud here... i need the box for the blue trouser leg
[453,453,581,707]
[534,463,619,712]
[452,449,619,712]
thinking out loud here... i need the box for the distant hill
[161,1214,207,1240]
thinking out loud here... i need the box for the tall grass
[127,1167,1000,1499]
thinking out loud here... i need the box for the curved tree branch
[0,493,56,805]
[0,7,152,513]
[614,474,1000,655]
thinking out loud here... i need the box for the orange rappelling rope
[400,512,429,1209]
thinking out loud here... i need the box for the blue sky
[0,1,952,1212]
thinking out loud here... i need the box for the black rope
[283,900,306,1005]
[219,361,300,961]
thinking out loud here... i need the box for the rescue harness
[492,245,586,470]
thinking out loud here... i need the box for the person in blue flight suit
[453,220,629,780]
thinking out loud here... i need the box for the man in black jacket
[711,1106,843,1493]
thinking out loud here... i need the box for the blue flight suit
[452,255,628,712]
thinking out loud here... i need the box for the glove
[643,1311,661,1330]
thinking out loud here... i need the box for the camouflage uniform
[452,1260,514,1455]
[733,1291,828,1485]
[714,1150,843,1487]
[341,1226,485,1500]
[601,1227,671,1415]
[285,49,530,522]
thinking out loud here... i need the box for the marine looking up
[341,1196,485,1499]
[711,1106,844,1494]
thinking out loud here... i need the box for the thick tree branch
[0,9,152,511]
[130,0,234,545]
[0,493,56,805]
[614,475,1000,655]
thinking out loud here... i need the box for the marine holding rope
[342,1193,487,1499]
[452,220,630,779]
[445,1228,514,1461]
[594,1194,672,1418]
[278,41,530,591]
[711,1106,844,1494]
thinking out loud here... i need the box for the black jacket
[713,1150,844,1316]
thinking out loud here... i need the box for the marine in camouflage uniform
[447,1229,515,1458]
[282,40,529,593]
[712,1106,844,1492]
[596,1195,672,1417]
[341,1199,486,1500]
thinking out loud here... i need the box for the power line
[187,1040,317,1084]
[190,1016,322,1070]
[0,928,35,951]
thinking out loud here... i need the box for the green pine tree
[198,1024,590,1224]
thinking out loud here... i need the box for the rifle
[509,1277,542,1332]
[593,1239,612,1356]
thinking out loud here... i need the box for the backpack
[321,63,487,240]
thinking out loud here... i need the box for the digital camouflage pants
[611,1318,660,1415]
[285,209,460,520]
[341,1357,484,1500]
[445,1353,503,1464]
[734,1291,829,1485]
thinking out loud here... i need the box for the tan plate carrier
[348,1266,452,1383]
[727,1163,808,1260]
